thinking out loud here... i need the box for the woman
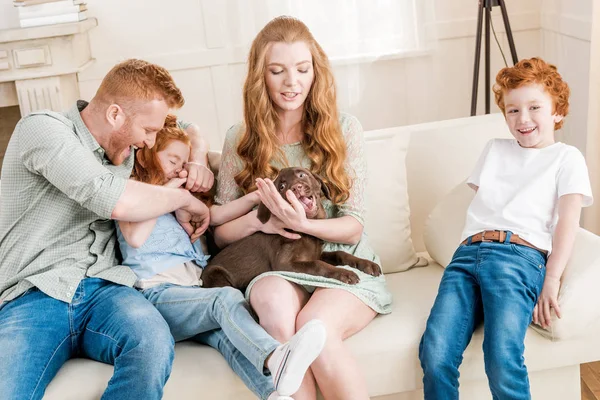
[213,16,392,399]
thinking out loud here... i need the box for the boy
[419,57,593,399]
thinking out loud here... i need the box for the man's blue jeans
[0,278,174,400]
[419,235,547,400]
[141,283,277,400]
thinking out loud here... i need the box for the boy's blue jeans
[140,283,277,400]
[419,234,547,400]
[0,278,174,400]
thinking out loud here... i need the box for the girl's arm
[210,191,260,226]
[533,193,583,328]
[213,209,301,248]
[117,177,188,249]
[182,123,214,193]
[118,219,158,248]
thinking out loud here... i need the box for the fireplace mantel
[0,18,97,116]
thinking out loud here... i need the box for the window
[225,0,436,61]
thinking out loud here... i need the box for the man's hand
[533,276,562,329]
[184,162,214,193]
[175,196,210,242]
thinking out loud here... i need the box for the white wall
[584,0,600,234]
[541,0,593,155]
[0,0,589,154]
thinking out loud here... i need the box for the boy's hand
[533,276,562,329]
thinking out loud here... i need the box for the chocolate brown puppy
[202,167,381,291]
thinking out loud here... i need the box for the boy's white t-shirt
[462,138,593,253]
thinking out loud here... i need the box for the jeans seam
[68,304,76,352]
[213,294,273,372]
[84,327,124,351]
[451,285,479,400]
[30,334,71,400]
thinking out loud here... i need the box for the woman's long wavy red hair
[132,114,191,185]
[236,16,350,204]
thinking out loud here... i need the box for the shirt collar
[65,100,103,153]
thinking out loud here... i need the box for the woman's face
[156,140,190,182]
[264,41,315,115]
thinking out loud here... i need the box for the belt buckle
[480,230,493,242]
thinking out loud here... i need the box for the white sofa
[43,113,600,399]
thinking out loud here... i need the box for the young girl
[116,115,327,400]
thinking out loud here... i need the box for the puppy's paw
[328,269,360,285]
[355,260,382,277]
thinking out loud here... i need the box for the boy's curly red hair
[493,57,570,130]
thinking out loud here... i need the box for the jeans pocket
[510,244,546,269]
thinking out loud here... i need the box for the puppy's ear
[257,202,272,224]
[312,173,332,201]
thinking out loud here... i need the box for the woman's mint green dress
[215,114,392,314]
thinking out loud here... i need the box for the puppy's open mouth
[298,195,318,217]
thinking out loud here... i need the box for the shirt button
[97,149,103,154]
[66,292,72,298]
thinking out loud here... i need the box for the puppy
[201,167,381,291]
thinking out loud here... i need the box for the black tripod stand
[470,0,519,116]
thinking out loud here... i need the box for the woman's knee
[250,277,303,339]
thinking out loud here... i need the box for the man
[0,59,212,399]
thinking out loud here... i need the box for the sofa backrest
[363,113,512,253]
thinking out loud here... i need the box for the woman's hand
[255,178,308,232]
[533,276,562,329]
[257,212,301,240]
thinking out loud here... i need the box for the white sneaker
[267,319,327,396]
[266,393,293,400]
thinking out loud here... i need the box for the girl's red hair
[132,114,191,185]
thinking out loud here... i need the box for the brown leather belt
[461,230,548,257]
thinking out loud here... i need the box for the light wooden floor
[582,362,600,400]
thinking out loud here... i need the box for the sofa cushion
[423,181,600,341]
[423,181,474,267]
[364,133,423,273]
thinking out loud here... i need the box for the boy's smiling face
[503,83,564,149]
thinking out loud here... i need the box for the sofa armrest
[532,228,600,340]
[423,182,600,341]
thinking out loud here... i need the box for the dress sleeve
[336,114,367,225]
[214,124,245,205]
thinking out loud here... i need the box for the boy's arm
[210,191,261,226]
[534,193,583,328]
